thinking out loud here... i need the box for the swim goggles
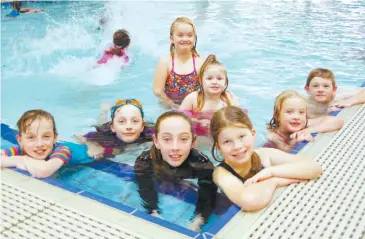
[110,99,144,119]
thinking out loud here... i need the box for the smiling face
[202,65,227,96]
[111,104,145,143]
[278,97,307,133]
[305,77,337,103]
[16,117,58,160]
[217,126,256,165]
[153,116,194,167]
[170,22,196,53]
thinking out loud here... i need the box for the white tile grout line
[129,209,138,215]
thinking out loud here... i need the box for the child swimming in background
[75,99,154,160]
[6,1,44,17]
[153,17,207,108]
[211,106,322,211]
[265,90,343,152]
[0,110,76,178]
[305,68,365,119]
[134,111,217,232]
[96,29,130,65]
[180,54,241,135]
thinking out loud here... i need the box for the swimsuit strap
[274,131,290,145]
[219,162,246,182]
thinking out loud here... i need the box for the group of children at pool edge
[2,16,365,231]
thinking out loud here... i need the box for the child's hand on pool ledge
[151,210,163,219]
[189,214,204,232]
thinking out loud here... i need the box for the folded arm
[306,116,343,134]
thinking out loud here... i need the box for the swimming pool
[1,0,365,237]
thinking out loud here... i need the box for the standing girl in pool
[134,111,217,231]
[211,106,322,211]
[179,54,241,135]
[153,17,206,108]
[265,90,343,152]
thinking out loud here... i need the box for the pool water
[1,0,365,234]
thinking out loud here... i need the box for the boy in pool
[1,110,72,178]
[305,68,365,118]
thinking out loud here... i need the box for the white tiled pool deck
[1,103,365,239]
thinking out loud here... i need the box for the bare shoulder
[195,55,207,70]
[213,166,227,182]
[254,148,273,167]
[159,56,171,65]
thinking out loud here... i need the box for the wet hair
[17,109,57,135]
[150,111,194,161]
[306,68,336,87]
[267,90,307,130]
[87,99,149,144]
[169,17,199,57]
[105,29,130,56]
[210,106,253,162]
[86,121,154,148]
[12,1,22,11]
[196,54,231,111]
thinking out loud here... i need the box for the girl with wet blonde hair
[265,90,343,152]
[153,17,207,108]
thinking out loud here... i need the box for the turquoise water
[2,0,365,232]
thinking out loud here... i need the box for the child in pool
[265,90,343,152]
[7,1,44,17]
[211,106,322,211]
[134,111,217,232]
[305,68,365,119]
[180,54,241,135]
[97,29,130,65]
[153,17,207,108]
[0,110,75,178]
[75,99,154,159]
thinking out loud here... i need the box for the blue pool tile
[80,191,135,213]
[204,204,241,235]
[195,233,214,239]
[39,177,82,193]
[10,167,31,176]
[329,110,341,116]
[132,209,198,238]
[88,160,115,170]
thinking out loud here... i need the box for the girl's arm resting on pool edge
[251,148,322,183]
[0,154,63,177]
[0,155,23,168]
[306,116,343,134]
[213,168,278,211]
[21,157,65,178]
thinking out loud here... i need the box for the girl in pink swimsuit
[180,54,243,136]
[264,90,343,152]
[153,17,203,107]
[97,29,130,65]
